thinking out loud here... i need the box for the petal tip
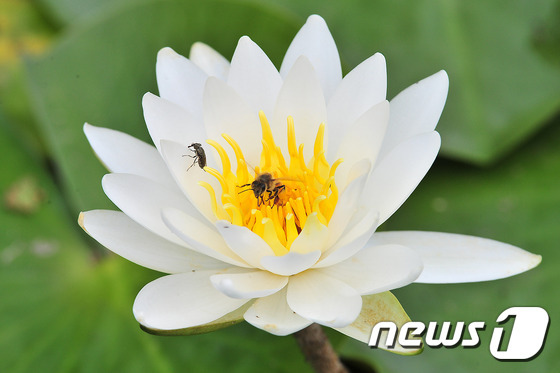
[373,51,386,60]
[238,35,253,45]
[142,91,157,104]
[189,41,207,54]
[78,211,86,232]
[157,46,178,60]
[529,253,542,269]
[100,173,113,190]
[307,14,326,25]
[430,70,449,92]
[437,69,449,80]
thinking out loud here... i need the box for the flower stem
[294,323,348,373]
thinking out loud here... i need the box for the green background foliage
[1,0,558,371]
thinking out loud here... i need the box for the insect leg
[187,157,198,171]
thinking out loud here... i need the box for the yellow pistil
[202,111,342,255]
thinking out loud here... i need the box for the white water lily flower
[79,15,541,352]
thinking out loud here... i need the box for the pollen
[202,111,341,255]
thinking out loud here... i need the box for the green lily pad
[0,0,54,155]
[36,0,153,27]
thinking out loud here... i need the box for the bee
[184,143,207,171]
[239,172,286,206]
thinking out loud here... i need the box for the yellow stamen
[222,133,245,163]
[204,167,229,194]
[206,140,232,180]
[222,134,250,183]
[285,213,298,250]
[275,146,289,175]
[329,158,344,178]
[199,112,344,256]
[261,139,272,170]
[259,111,277,151]
[312,195,328,226]
[224,203,243,226]
[303,191,312,215]
[263,218,288,256]
[246,208,256,229]
[313,151,327,185]
[287,116,299,170]
[292,197,307,228]
[198,181,229,221]
[252,209,265,237]
[268,205,287,246]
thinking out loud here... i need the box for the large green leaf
[0,0,55,155]
[26,0,299,214]
[36,0,141,26]
[337,119,560,371]
[0,111,312,372]
[265,0,560,164]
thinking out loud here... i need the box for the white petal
[156,47,207,121]
[160,140,221,222]
[244,287,312,336]
[289,213,329,255]
[102,173,204,246]
[210,270,288,299]
[320,244,423,294]
[327,53,387,156]
[261,251,321,276]
[189,42,230,80]
[161,207,249,267]
[287,270,362,328]
[379,70,448,160]
[333,100,390,185]
[84,123,177,189]
[280,15,342,100]
[227,36,282,115]
[81,210,227,273]
[326,169,370,248]
[364,131,440,225]
[133,271,248,330]
[143,93,213,166]
[273,56,327,159]
[315,209,379,268]
[370,231,542,283]
[215,221,274,268]
[203,77,262,166]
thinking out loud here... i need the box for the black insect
[239,172,286,206]
[185,143,207,171]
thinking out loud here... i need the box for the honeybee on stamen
[238,172,286,206]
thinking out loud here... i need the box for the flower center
[201,111,342,256]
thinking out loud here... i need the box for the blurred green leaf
[0,0,55,155]
[36,0,140,26]
[337,119,560,371]
[26,0,299,214]
[533,0,560,68]
[0,111,311,372]
[265,0,560,164]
